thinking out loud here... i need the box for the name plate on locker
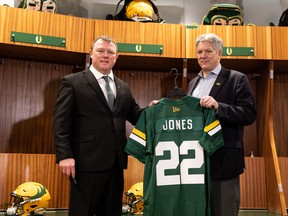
[10,31,66,47]
[223,47,254,56]
[118,43,163,54]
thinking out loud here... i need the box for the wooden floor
[0,209,282,216]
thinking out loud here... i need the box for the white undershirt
[89,65,117,99]
[192,64,221,98]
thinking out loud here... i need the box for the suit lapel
[83,70,123,113]
[82,69,108,106]
[209,67,229,97]
[187,76,200,95]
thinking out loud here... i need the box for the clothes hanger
[167,68,186,99]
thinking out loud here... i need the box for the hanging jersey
[125,95,224,216]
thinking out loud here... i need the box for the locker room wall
[1,4,288,214]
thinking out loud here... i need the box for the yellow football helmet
[122,182,144,214]
[126,0,154,22]
[4,182,51,216]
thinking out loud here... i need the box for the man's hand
[59,158,76,179]
[148,100,159,107]
[200,96,218,110]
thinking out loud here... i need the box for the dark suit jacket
[187,67,256,180]
[53,69,143,172]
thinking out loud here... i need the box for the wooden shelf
[0,43,86,67]
[0,6,86,52]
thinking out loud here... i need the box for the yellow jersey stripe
[132,127,146,140]
[204,119,220,132]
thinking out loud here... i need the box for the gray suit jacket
[53,69,143,172]
[187,67,256,179]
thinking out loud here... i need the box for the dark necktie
[103,76,115,111]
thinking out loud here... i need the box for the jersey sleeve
[199,109,224,155]
[125,110,149,163]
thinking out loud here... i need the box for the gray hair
[90,35,118,53]
[195,33,223,52]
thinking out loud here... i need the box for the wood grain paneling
[0,58,72,153]
[272,27,288,60]
[0,153,70,210]
[260,62,287,215]
[255,26,272,60]
[243,74,258,156]
[186,25,272,60]
[83,18,95,54]
[0,154,268,210]
[0,6,86,52]
[88,20,185,58]
[123,156,144,196]
[273,74,288,157]
[279,157,288,208]
[240,157,267,209]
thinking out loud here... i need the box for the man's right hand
[59,158,76,179]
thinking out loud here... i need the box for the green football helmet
[202,4,243,26]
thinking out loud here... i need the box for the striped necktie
[102,76,115,111]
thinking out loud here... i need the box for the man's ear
[218,50,222,57]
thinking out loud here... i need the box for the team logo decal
[172,107,180,112]
[226,47,232,55]
[135,44,142,52]
[30,183,47,199]
[35,35,42,44]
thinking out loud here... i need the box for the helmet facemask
[5,194,26,215]
[122,182,144,214]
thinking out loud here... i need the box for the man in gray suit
[54,36,148,216]
[187,33,256,216]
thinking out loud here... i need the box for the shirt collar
[89,65,114,81]
[198,63,221,78]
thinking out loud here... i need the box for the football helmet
[4,182,51,216]
[202,4,243,26]
[122,182,144,214]
[106,0,164,23]
[126,0,154,22]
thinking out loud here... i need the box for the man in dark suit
[187,33,256,216]
[53,35,148,216]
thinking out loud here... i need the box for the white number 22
[155,140,204,186]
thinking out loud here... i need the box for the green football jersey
[125,95,224,216]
